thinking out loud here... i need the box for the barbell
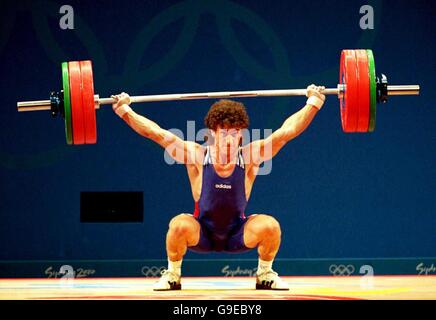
[17,49,420,145]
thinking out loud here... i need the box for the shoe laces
[257,269,278,278]
[160,269,179,280]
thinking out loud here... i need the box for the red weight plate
[355,50,370,132]
[339,50,359,132]
[68,61,85,145]
[80,61,97,144]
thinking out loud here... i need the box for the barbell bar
[17,85,419,111]
[16,49,420,144]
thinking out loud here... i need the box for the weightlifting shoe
[256,270,289,290]
[153,270,181,291]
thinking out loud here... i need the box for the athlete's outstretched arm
[244,84,325,164]
[112,92,201,164]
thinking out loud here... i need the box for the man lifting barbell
[110,84,325,291]
[16,49,420,290]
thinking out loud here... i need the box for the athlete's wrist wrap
[115,104,132,118]
[306,96,324,110]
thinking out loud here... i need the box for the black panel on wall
[80,192,143,223]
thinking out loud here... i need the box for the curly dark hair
[204,99,249,130]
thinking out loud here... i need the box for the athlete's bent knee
[261,216,281,237]
[169,214,196,238]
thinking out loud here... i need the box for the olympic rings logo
[329,264,355,276]
[141,266,166,277]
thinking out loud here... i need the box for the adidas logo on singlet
[215,183,232,190]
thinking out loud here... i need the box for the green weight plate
[367,50,376,132]
[62,62,73,144]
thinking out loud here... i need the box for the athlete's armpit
[164,139,204,165]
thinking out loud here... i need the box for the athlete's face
[212,126,242,159]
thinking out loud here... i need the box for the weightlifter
[111,84,325,291]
